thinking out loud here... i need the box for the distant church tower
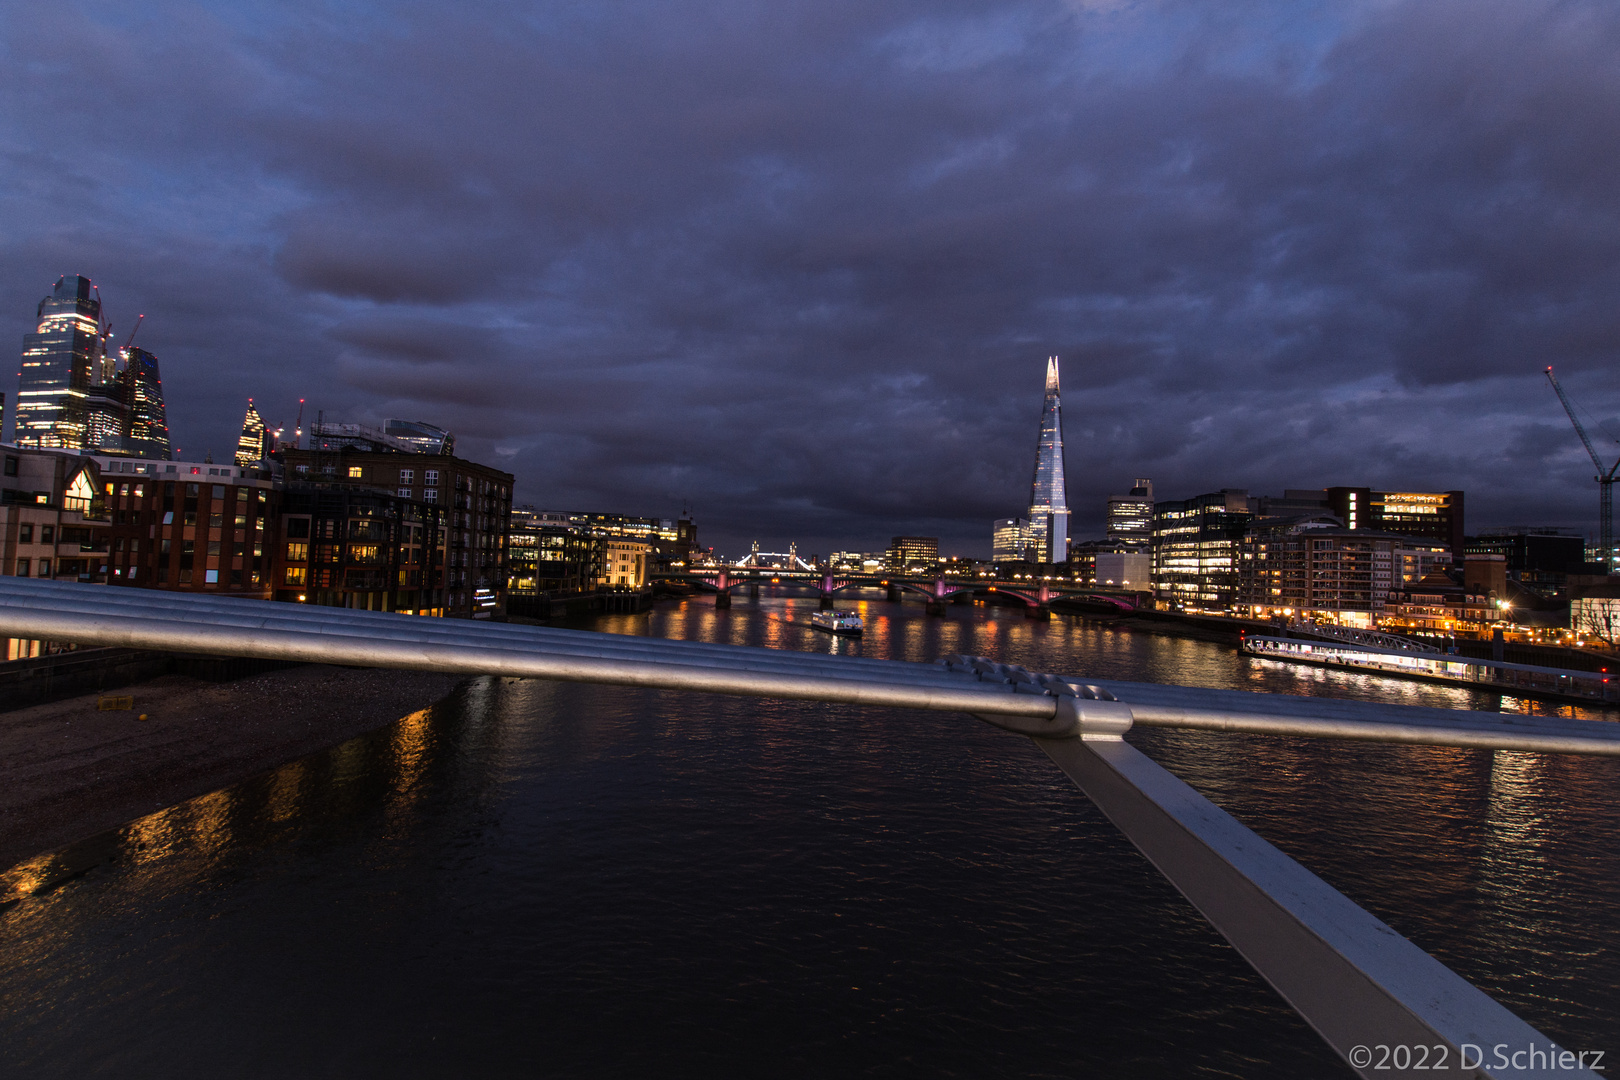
[1027,356,1069,563]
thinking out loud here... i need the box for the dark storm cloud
[5,0,1620,555]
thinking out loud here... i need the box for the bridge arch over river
[659,569,1141,618]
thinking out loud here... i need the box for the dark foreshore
[0,662,464,871]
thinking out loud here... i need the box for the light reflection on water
[1,592,1617,1078]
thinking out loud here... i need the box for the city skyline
[6,2,1620,556]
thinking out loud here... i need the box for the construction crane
[121,313,145,353]
[1545,366,1620,569]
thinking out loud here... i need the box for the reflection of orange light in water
[126,805,187,865]
[0,853,55,902]
[266,759,307,823]
[188,789,236,854]
[391,708,433,799]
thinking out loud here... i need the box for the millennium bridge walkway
[0,576,1611,1078]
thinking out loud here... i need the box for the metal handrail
[0,576,1603,1078]
[7,579,1618,757]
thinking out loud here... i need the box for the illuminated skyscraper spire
[235,400,269,466]
[1027,356,1068,563]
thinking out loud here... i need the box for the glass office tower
[1026,356,1069,563]
[17,275,102,449]
[119,346,172,459]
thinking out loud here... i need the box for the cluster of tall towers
[15,274,171,459]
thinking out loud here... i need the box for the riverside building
[886,536,939,574]
[1238,519,1404,626]
[1151,490,1257,611]
[508,507,600,599]
[278,444,513,618]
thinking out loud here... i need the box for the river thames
[3,593,1617,1077]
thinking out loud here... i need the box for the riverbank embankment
[0,664,464,870]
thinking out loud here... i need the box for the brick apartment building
[277,447,513,617]
[99,458,280,596]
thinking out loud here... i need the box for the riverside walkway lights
[0,575,1609,1079]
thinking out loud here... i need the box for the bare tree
[1571,598,1620,648]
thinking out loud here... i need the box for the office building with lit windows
[1106,479,1153,541]
[17,275,102,450]
[1151,490,1257,610]
[117,346,171,459]
[1324,487,1464,559]
[992,517,1031,562]
[886,535,939,574]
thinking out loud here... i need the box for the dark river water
[3,593,1618,1078]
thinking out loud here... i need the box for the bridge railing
[0,576,1603,1079]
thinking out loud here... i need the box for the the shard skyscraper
[1027,356,1069,563]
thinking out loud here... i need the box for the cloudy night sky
[5,0,1620,558]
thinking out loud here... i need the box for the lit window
[205,569,219,584]
[348,466,363,479]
